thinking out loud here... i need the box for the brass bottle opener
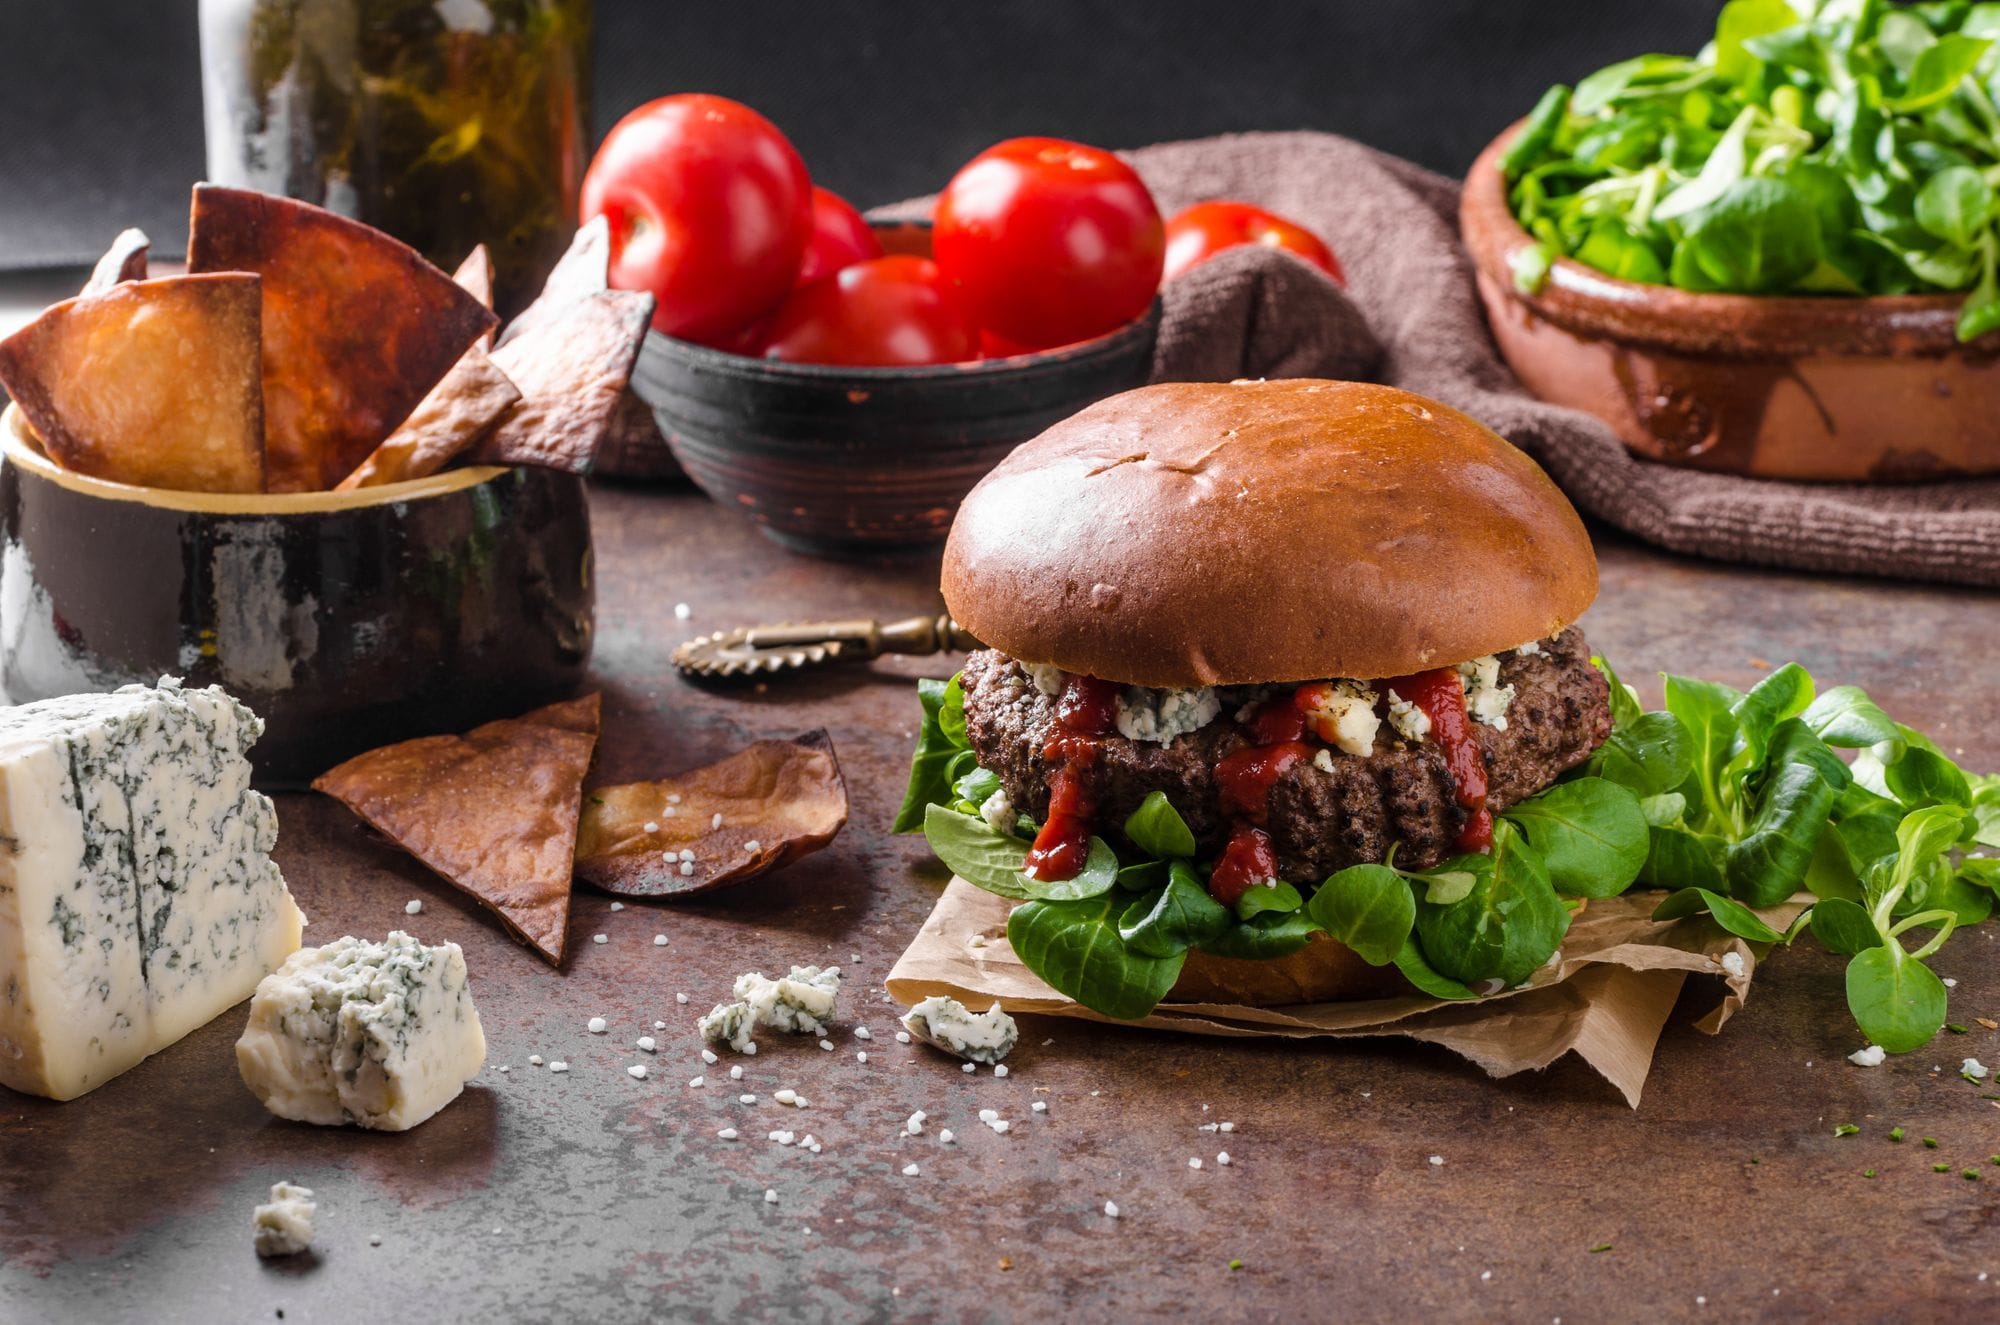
[671,613,981,678]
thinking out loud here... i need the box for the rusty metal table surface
[4,483,1998,1324]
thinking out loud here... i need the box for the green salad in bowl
[1502,0,2000,340]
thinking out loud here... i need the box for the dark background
[0,1,1717,272]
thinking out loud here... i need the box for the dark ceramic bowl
[630,220,1161,557]
[0,406,594,787]
[1463,122,2000,482]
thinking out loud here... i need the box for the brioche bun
[942,379,1597,688]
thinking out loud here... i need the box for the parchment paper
[887,880,1809,1107]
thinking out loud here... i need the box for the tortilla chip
[477,288,653,473]
[575,732,848,897]
[453,245,497,348]
[495,216,610,350]
[0,274,265,493]
[81,228,149,295]
[314,695,601,964]
[334,344,521,489]
[186,184,497,492]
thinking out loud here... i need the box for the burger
[897,378,1646,1019]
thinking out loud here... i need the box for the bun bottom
[1169,932,1410,1006]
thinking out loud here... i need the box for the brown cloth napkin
[1123,131,2000,589]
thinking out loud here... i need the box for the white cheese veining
[0,678,304,1101]
[235,931,486,1131]
[900,995,1018,1065]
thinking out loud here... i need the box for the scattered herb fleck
[1589,1243,1613,1253]
[1228,1259,1244,1271]
[1834,1124,1860,1138]
[1935,1163,1952,1173]
[1889,1127,1906,1143]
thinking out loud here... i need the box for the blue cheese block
[236,932,486,1131]
[0,678,304,1101]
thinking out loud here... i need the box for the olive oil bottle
[200,0,591,314]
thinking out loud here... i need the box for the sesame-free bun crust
[942,380,1597,688]
[1170,932,1409,1005]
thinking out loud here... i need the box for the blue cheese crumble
[252,1182,316,1258]
[1114,686,1222,744]
[700,965,843,1052]
[900,996,1018,1065]
[1456,655,1517,730]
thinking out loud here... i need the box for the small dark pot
[1,409,594,787]
[629,220,1160,558]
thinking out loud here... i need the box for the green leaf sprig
[1502,0,2000,340]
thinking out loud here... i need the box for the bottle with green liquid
[200,0,592,315]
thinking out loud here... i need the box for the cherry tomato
[932,137,1163,350]
[581,94,813,344]
[759,256,979,367]
[796,187,883,287]
[1162,200,1344,285]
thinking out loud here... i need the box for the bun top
[941,379,1597,687]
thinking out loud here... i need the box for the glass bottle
[199,0,591,314]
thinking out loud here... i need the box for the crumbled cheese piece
[592,934,608,945]
[1115,685,1221,744]
[528,1055,544,1067]
[1218,1121,1235,1133]
[739,1093,757,1104]
[819,1039,835,1051]
[657,936,670,948]
[252,1183,316,1258]
[978,1108,999,1122]
[1031,1101,1048,1113]
[587,1017,608,1034]
[404,899,422,916]
[1384,689,1432,743]
[980,787,1016,834]
[1104,1201,1120,1218]
[1312,748,1335,773]
[895,1031,912,1044]
[1515,639,1543,657]
[989,1119,1011,1134]
[901,996,1019,1065]
[993,1064,1010,1078]
[729,1065,744,1080]
[548,1061,569,1073]
[636,1036,657,1053]
[1025,662,1066,696]
[707,966,842,1048]
[940,1129,955,1143]
[1428,1155,1444,1166]
[1300,680,1381,757]
[1217,1152,1232,1166]
[1188,1157,1203,1170]
[717,1127,738,1140]
[627,1065,648,1080]
[902,1163,921,1176]
[700,1048,717,1065]
[1457,655,1516,730]
[744,839,762,853]
[1963,1058,1990,1081]
[609,902,624,912]
[907,1110,926,1134]
[1848,1045,1886,1067]
[763,1188,778,1204]
[962,1062,976,1073]
[1720,951,1747,978]
[689,1076,705,1087]
[856,1052,868,1064]
[854,1027,872,1041]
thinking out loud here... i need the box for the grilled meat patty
[958,630,1613,878]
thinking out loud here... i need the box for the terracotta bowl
[0,406,593,787]
[629,220,1160,557]
[1462,123,2000,481]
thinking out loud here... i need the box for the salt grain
[1031,1101,1047,1113]
[587,1017,607,1034]
[549,1061,570,1073]
[940,1129,955,1144]
[637,1036,657,1053]
[902,1163,921,1177]
[627,1065,648,1080]
[702,1049,718,1065]
[674,602,691,620]
[1429,1155,1444,1167]
[730,1065,744,1080]
[744,839,762,853]
[689,1076,705,1087]
[993,1064,1009,1078]
[1188,1157,1202,1170]
[854,1027,872,1041]
[1104,1201,1120,1218]
[1216,1152,1231,1166]
[717,1128,738,1140]
[763,1188,778,1204]
[592,934,608,945]
[404,899,422,915]
[896,1031,912,1044]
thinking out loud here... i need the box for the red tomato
[759,256,979,366]
[581,94,813,344]
[796,187,883,287]
[1162,200,1344,285]
[932,137,1163,350]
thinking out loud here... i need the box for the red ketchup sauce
[1024,674,1122,880]
[1381,666,1492,852]
[1209,825,1279,908]
[1207,692,1316,901]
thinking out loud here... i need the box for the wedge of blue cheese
[0,678,304,1101]
[236,932,486,1131]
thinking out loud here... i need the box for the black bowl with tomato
[630,219,1160,557]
